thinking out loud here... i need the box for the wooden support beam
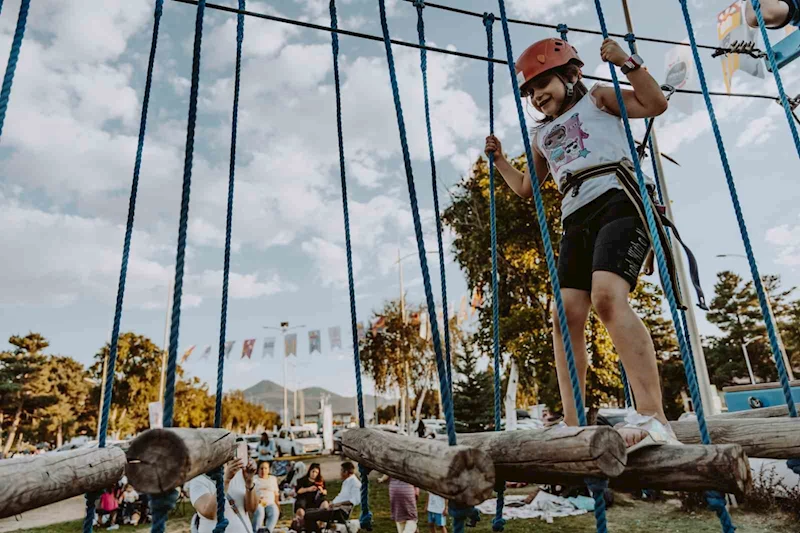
[458,426,626,484]
[710,403,800,420]
[0,447,126,519]
[341,428,494,506]
[612,444,752,498]
[672,417,800,459]
[125,428,235,494]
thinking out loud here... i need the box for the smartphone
[236,440,249,461]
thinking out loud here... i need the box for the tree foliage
[0,332,279,455]
[452,346,495,432]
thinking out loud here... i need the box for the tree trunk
[56,421,63,449]
[414,388,427,430]
[2,406,22,457]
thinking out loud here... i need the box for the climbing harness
[560,159,707,311]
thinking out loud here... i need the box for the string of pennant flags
[178,288,484,364]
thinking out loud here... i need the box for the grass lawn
[15,480,796,533]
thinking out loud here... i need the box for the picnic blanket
[476,492,589,523]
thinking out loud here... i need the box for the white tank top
[533,85,654,220]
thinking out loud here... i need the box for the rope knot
[359,511,374,531]
[557,23,569,35]
[413,0,425,9]
[212,517,230,533]
[449,504,480,527]
[624,32,636,44]
[150,488,180,515]
[483,12,496,27]
[788,458,800,476]
[492,517,506,531]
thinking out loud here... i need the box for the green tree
[452,347,495,432]
[443,156,625,413]
[0,333,58,456]
[30,356,91,448]
[704,271,794,387]
[359,300,434,426]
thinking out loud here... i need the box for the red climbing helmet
[515,38,584,91]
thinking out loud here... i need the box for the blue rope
[376,2,467,530]
[330,2,372,528]
[150,490,180,533]
[0,0,4,17]
[377,0,457,446]
[82,493,100,533]
[749,0,800,159]
[593,2,734,530]
[0,0,29,142]
[153,1,206,531]
[495,0,586,428]
[678,0,797,420]
[557,23,569,41]
[413,0,455,395]
[496,2,604,530]
[586,478,609,533]
[483,12,505,532]
[83,2,165,531]
[211,467,230,533]
[209,2,245,531]
[618,361,633,409]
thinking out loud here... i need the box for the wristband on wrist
[621,53,643,75]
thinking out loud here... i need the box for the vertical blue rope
[483,12,505,533]
[0,0,29,142]
[496,3,604,530]
[376,1,465,530]
[376,0,456,447]
[413,0,454,395]
[0,0,5,18]
[495,0,586,429]
[152,1,206,532]
[330,1,372,528]
[209,2,245,532]
[83,2,165,532]
[618,361,633,409]
[678,0,796,420]
[593,1,734,531]
[749,0,800,159]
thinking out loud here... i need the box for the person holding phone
[188,442,258,533]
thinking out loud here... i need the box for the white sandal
[617,411,681,454]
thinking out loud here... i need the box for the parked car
[275,426,323,456]
[332,428,348,454]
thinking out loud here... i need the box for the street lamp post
[264,322,305,429]
[716,254,794,381]
[742,336,763,385]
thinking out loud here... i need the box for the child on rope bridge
[484,37,679,451]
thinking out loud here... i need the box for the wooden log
[125,428,235,494]
[611,444,752,498]
[341,428,494,506]
[671,418,800,459]
[457,426,626,484]
[710,403,800,420]
[0,447,126,519]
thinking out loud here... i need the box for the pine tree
[452,348,496,432]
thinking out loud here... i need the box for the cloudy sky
[1,0,799,400]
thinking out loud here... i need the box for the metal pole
[742,343,756,385]
[621,0,717,414]
[283,323,288,429]
[159,273,174,405]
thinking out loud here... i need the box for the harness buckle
[564,171,581,197]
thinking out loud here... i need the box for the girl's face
[259,463,270,478]
[309,467,320,480]
[523,72,573,117]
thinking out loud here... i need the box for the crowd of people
[184,431,450,533]
[91,477,150,529]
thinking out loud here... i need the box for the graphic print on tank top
[541,113,590,175]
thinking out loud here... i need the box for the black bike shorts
[557,188,650,292]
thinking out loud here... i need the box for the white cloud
[766,223,800,267]
[301,237,363,288]
[507,0,589,22]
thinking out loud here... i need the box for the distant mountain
[242,380,393,422]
